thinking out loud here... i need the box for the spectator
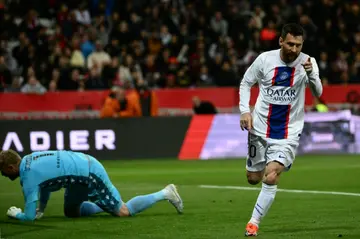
[5,76,23,93]
[128,79,158,117]
[318,52,329,80]
[74,3,91,26]
[118,60,134,88]
[104,38,121,58]
[87,40,111,71]
[0,55,12,90]
[349,64,360,84]
[0,40,17,72]
[48,80,58,92]
[210,11,228,37]
[85,67,106,90]
[215,61,237,86]
[100,87,140,118]
[70,49,86,68]
[11,32,30,71]
[198,65,214,86]
[58,68,81,91]
[160,25,172,46]
[21,76,47,94]
[192,96,217,114]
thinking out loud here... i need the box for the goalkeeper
[0,150,183,221]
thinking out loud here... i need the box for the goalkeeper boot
[164,184,183,214]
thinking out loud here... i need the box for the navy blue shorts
[63,156,122,215]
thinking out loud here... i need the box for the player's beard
[286,52,299,62]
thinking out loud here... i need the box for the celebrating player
[239,23,323,236]
[0,149,183,221]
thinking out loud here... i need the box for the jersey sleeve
[15,200,37,221]
[239,54,264,114]
[307,57,323,97]
[16,173,39,221]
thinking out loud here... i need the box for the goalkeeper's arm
[15,201,37,221]
[15,186,41,221]
[38,188,51,212]
[14,187,40,221]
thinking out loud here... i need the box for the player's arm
[239,54,263,115]
[38,188,51,212]
[239,54,263,130]
[304,57,323,97]
[15,186,39,221]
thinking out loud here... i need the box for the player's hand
[7,206,22,218]
[35,208,44,220]
[302,57,313,74]
[240,112,253,131]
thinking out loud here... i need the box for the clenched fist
[302,57,313,74]
[240,112,253,131]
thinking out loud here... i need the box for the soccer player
[239,23,323,236]
[0,149,183,221]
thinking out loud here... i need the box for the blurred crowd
[0,0,360,94]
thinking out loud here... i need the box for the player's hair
[281,23,304,39]
[0,150,21,168]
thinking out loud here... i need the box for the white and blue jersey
[17,150,121,221]
[239,49,323,140]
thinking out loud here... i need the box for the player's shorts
[87,155,123,214]
[246,133,299,172]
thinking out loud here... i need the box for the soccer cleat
[164,184,183,214]
[245,222,258,237]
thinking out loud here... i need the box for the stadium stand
[0,0,360,119]
[0,0,359,93]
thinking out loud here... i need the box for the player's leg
[246,133,267,185]
[87,156,183,217]
[245,161,284,236]
[111,184,183,217]
[122,184,183,216]
[91,179,183,217]
[244,133,267,236]
[64,184,103,218]
[79,201,104,216]
[245,140,297,236]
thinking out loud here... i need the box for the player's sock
[80,201,103,216]
[125,190,166,216]
[249,182,277,226]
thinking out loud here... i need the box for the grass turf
[0,155,360,239]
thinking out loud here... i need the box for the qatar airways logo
[266,88,296,102]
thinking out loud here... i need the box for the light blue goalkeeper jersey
[16,150,93,221]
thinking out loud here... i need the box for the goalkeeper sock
[80,201,103,216]
[125,190,166,216]
[250,182,277,226]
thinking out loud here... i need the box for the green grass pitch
[0,155,360,239]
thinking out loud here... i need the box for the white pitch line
[199,185,360,197]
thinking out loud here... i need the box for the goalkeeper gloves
[7,206,22,218]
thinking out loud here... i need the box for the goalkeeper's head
[0,150,22,181]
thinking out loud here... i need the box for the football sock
[250,182,277,226]
[80,201,104,216]
[126,190,166,216]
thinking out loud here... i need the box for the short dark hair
[281,23,304,39]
